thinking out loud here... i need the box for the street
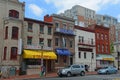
[22,74,120,80]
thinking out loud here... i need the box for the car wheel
[80,71,85,76]
[67,72,71,77]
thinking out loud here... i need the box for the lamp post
[40,42,44,67]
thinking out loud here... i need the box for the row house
[22,18,57,75]
[75,26,96,71]
[89,24,114,69]
[0,0,24,74]
[44,14,75,71]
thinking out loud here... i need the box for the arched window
[12,27,19,39]
[9,10,19,18]
[10,47,17,60]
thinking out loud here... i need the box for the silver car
[57,64,85,77]
[97,66,118,74]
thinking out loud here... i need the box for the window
[79,36,84,43]
[101,34,104,40]
[78,52,81,58]
[3,47,7,60]
[5,26,8,39]
[105,34,108,40]
[9,10,19,18]
[102,45,104,52]
[47,39,52,47]
[70,40,73,48]
[97,33,99,39]
[84,52,86,59]
[55,22,59,28]
[55,38,59,46]
[27,36,32,45]
[98,45,100,52]
[10,47,17,60]
[92,53,94,59]
[91,39,93,45]
[64,38,67,47]
[39,38,44,45]
[40,24,44,33]
[63,24,67,29]
[106,45,108,52]
[48,27,52,35]
[12,27,18,39]
[28,23,33,32]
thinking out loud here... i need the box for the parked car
[97,66,118,74]
[57,64,85,77]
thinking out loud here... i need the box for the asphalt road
[22,74,120,80]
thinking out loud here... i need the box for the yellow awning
[23,50,57,59]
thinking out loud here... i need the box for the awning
[96,54,114,61]
[23,50,57,59]
[56,48,71,56]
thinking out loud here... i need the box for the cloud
[45,0,120,13]
[28,4,43,17]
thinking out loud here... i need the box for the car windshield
[102,67,108,69]
[65,65,71,68]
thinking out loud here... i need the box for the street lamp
[40,42,44,67]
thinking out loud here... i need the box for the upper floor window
[9,10,19,18]
[97,33,99,39]
[55,38,59,46]
[91,53,94,59]
[70,40,73,48]
[28,23,33,32]
[39,38,44,45]
[12,27,18,39]
[48,27,52,35]
[101,34,104,40]
[98,45,100,52]
[63,24,67,29]
[55,22,59,28]
[105,34,108,40]
[10,47,17,60]
[5,26,8,39]
[3,47,7,60]
[84,52,86,59]
[39,24,44,33]
[91,39,94,45]
[47,39,52,47]
[78,52,81,58]
[27,36,32,45]
[79,36,84,43]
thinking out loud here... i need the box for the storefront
[55,48,71,71]
[96,54,115,69]
[21,50,57,75]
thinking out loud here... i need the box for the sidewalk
[1,71,97,80]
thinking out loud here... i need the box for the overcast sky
[19,0,120,22]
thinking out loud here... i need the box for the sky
[19,0,120,22]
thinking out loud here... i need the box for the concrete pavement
[1,71,97,80]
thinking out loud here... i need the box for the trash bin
[9,67,16,76]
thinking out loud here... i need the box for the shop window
[3,47,7,60]
[12,27,19,39]
[27,36,32,45]
[5,26,8,39]
[47,39,51,47]
[28,23,33,32]
[48,27,52,35]
[10,47,17,60]
[9,10,19,18]
[39,24,44,33]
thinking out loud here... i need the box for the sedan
[97,66,118,74]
